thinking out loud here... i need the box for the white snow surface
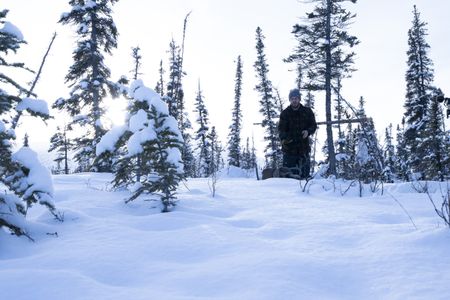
[0,21,24,40]
[1,173,449,300]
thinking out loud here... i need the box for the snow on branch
[16,97,50,116]
[96,125,127,156]
[0,21,24,40]
[12,147,54,206]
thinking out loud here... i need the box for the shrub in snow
[1,10,57,238]
[97,80,184,212]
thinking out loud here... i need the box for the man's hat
[289,88,300,99]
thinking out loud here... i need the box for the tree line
[1,0,449,238]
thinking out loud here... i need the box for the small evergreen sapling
[49,125,72,174]
[193,82,211,177]
[97,80,184,212]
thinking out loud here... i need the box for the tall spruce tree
[227,55,243,167]
[402,5,435,177]
[254,27,281,168]
[1,10,57,237]
[54,0,120,172]
[286,0,358,175]
[193,81,211,177]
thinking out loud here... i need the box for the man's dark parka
[278,104,317,155]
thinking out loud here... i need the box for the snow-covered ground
[1,172,449,300]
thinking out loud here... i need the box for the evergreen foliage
[209,126,223,175]
[334,81,347,178]
[227,55,243,167]
[254,27,281,168]
[1,10,57,237]
[383,124,396,183]
[273,88,285,115]
[287,0,358,90]
[419,94,449,180]
[49,125,72,174]
[130,46,142,80]
[286,0,359,175]
[402,5,435,176]
[342,117,357,179]
[22,133,29,147]
[97,80,184,212]
[54,0,120,172]
[394,119,410,181]
[241,138,252,171]
[193,82,211,177]
[241,137,258,173]
[353,97,383,183]
[304,91,315,109]
[155,59,165,96]
[166,39,183,120]
[165,39,195,177]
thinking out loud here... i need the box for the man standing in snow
[278,88,317,179]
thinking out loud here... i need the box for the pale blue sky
[3,0,450,164]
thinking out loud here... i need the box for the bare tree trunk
[11,32,57,129]
[91,14,101,143]
[325,0,336,175]
[64,126,69,174]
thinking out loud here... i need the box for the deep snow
[1,172,449,300]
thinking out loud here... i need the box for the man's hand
[282,139,293,146]
[302,130,309,139]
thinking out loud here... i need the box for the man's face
[289,96,300,108]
